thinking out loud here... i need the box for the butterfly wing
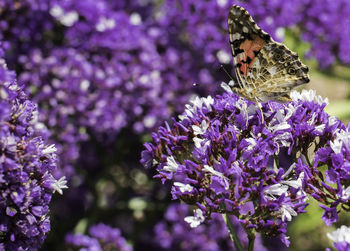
[228,5,309,102]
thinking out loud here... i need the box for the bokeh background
[1,0,350,250]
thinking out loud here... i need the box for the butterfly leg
[255,98,264,124]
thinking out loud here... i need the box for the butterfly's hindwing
[228,5,310,102]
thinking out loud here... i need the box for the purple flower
[320,205,338,226]
[141,85,348,246]
[0,56,66,250]
[65,223,132,251]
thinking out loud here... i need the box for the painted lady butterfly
[228,5,310,102]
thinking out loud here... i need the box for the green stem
[247,229,256,251]
[222,213,244,251]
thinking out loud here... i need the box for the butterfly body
[228,5,309,102]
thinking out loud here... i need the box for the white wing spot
[247,72,254,78]
[242,26,249,33]
[231,32,242,40]
[267,66,277,75]
[237,53,245,61]
[252,58,260,68]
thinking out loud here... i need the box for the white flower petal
[330,139,342,154]
[163,156,179,172]
[173,182,194,193]
[281,172,304,189]
[42,144,57,156]
[184,209,205,228]
[342,186,350,200]
[290,89,328,105]
[279,204,297,222]
[327,225,350,243]
[264,184,288,197]
[52,176,68,195]
[220,82,233,93]
[192,120,209,136]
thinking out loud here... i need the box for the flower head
[0,55,63,250]
[142,86,347,245]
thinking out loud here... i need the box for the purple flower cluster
[153,203,267,251]
[310,122,350,226]
[0,0,349,249]
[301,0,350,68]
[141,85,350,246]
[0,0,216,180]
[65,223,132,251]
[0,51,66,250]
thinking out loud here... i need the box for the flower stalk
[222,213,243,251]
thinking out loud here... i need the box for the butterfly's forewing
[228,5,309,102]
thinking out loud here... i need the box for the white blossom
[216,50,231,64]
[193,137,210,150]
[275,27,285,40]
[269,121,291,132]
[163,156,178,172]
[173,182,194,193]
[264,183,288,197]
[330,139,343,154]
[328,116,338,126]
[192,120,209,136]
[80,80,90,91]
[281,172,304,189]
[203,165,225,179]
[315,124,326,133]
[331,128,350,154]
[202,96,214,111]
[341,186,350,200]
[245,138,257,151]
[52,176,68,195]
[278,204,297,222]
[220,81,233,93]
[290,89,328,105]
[130,13,142,25]
[217,0,228,7]
[42,144,57,156]
[327,225,350,244]
[96,17,116,32]
[50,5,79,27]
[184,209,205,228]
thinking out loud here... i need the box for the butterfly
[228,5,310,102]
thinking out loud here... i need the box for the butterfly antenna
[220,65,234,82]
